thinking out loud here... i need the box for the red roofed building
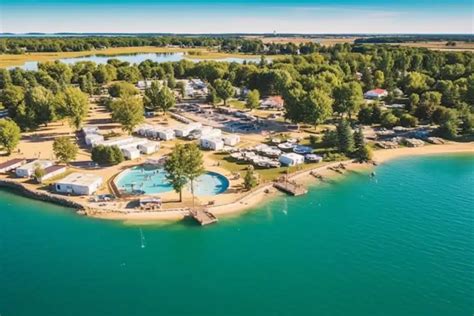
[260,96,284,109]
[364,88,388,99]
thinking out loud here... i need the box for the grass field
[394,41,474,52]
[0,46,268,68]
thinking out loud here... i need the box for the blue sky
[1,0,473,34]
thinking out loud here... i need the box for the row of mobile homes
[38,165,67,183]
[279,153,305,167]
[55,172,103,195]
[16,160,54,178]
[200,137,224,151]
[0,159,26,174]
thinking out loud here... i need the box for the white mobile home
[279,153,305,166]
[0,159,26,174]
[54,172,103,195]
[200,137,224,151]
[200,128,221,139]
[85,134,104,146]
[82,126,99,135]
[96,136,134,148]
[16,160,54,178]
[38,165,67,183]
[121,147,141,160]
[158,129,175,141]
[223,134,240,146]
[138,142,159,155]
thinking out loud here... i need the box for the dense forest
[0,41,473,141]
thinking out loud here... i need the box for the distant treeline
[0,36,318,55]
[355,35,474,44]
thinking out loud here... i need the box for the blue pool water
[115,165,229,196]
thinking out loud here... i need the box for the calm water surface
[0,155,473,316]
[13,52,262,71]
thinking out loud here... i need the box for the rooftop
[56,172,102,186]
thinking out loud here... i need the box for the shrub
[91,145,124,165]
[399,113,418,127]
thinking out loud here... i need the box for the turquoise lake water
[0,155,473,316]
[115,166,229,196]
[13,52,262,71]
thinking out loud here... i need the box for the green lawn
[228,99,247,110]
[210,152,330,182]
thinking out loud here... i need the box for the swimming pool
[115,165,229,196]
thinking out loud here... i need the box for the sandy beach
[85,142,474,223]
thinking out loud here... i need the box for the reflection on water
[10,52,262,71]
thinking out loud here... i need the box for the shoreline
[0,142,473,223]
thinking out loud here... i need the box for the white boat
[305,154,323,163]
[277,142,296,151]
[293,145,313,154]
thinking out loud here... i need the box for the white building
[138,142,159,155]
[200,137,224,151]
[38,165,67,183]
[223,134,240,146]
[0,159,26,174]
[54,172,103,195]
[279,153,305,166]
[16,160,54,178]
[121,147,141,160]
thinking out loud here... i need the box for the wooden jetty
[273,181,308,196]
[189,208,218,226]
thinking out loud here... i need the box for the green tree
[164,144,190,202]
[214,79,235,106]
[108,82,138,98]
[243,165,258,190]
[304,90,334,126]
[245,89,260,110]
[24,86,57,127]
[333,81,364,118]
[374,70,385,88]
[156,86,176,115]
[33,166,46,183]
[353,127,372,162]
[183,143,205,207]
[53,136,78,164]
[0,119,21,155]
[399,113,418,127]
[0,69,12,89]
[336,119,354,155]
[110,95,144,134]
[436,109,459,139]
[56,86,89,130]
[91,145,124,166]
[381,112,399,128]
[207,86,219,106]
